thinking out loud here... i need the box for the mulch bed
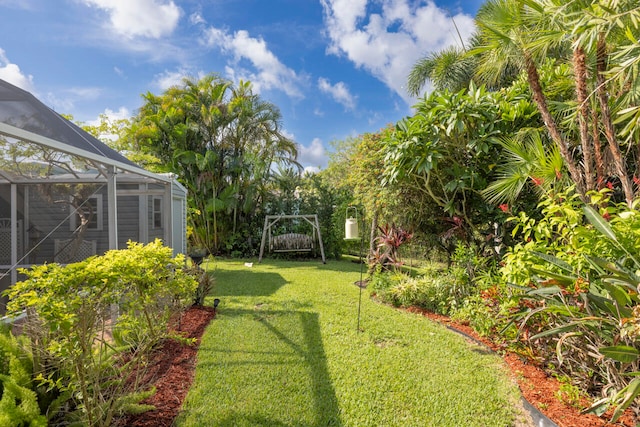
[117,303,636,427]
[118,305,215,427]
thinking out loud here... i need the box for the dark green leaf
[583,205,618,242]
[599,345,639,363]
[530,324,580,340]
[611,378,640,422]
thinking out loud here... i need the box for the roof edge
[0,121,171,183]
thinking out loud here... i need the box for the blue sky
[0,0,481,172]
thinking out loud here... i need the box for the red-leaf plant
[370,223,413,272]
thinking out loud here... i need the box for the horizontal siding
[117,195,139,248]
[1,183,181,265]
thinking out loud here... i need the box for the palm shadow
[198,307,343,427]
[211,269,288,297]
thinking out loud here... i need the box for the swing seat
[271,233,314,252]
[258,214,326,263]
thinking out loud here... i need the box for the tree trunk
[591,109,606,188]
[573,46,595,192]
[524,53,586,199]
[596,34,634,205]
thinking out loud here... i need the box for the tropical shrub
[4,240,197,427]
[192,267,215,307]
[370,265,469,316]
[382,82,540,247]
[370,224,413,272]
[451,282,520,341]
[501,191,640,421]
[128,75,300,256]
[369,271,405,303]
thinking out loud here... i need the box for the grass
[176,259,525,427]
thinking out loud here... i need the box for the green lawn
[177,259,527,427]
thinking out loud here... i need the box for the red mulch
[404,306,637,427]
[117,303,636,427]
[118,305,215,427]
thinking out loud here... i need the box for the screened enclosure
[0,78,187,310]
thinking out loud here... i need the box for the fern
[0,329,47,426]
[117,386,157,415]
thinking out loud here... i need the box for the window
[70,195,102,231]
[153,197,163,229]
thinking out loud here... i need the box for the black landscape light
[190,254,204,266]
[213,298,220,314]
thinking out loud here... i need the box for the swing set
[258,214,326,263]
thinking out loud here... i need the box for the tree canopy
[126,74,299,254]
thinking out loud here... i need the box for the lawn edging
[403,305,636,427]
[441,324,558,427]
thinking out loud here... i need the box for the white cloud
[281,129,295,141]
[87,106,132,141]
[318,77,356,110]
[82,0,181,39]
[298,138,328,170]
[0,48,35,92]
[153,69,188,91]
[95,106,131,123]
[67,86,103,100]
[320,0,475,102]
[304,166,320,174]
[190,12,205,25]
[203,27,304,98]
[152,69,207,91]
[44,85,103,114]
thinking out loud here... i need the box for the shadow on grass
[212,269,288,297]
[199,308,342,427]
[252,258,362,273]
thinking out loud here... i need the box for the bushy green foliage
[296,172,347,260]
[191,267,215,307]
[382,83,540,244]
[129,75,299,256]
[371,266,469,315]
[4,240,197,427]
[0,329,47,427]
[446,244,521,339]
[369,271,404,302]
[498,191,640,421]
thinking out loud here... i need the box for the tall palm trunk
[596,34,634,206]
[573,46,595,192]
[591,109,606,188]
[524,53,586,198]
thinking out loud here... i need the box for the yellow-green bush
[4,239,197,426]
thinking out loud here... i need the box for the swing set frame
[258,214,326,263]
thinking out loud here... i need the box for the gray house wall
[117,195,140,249]
[15,185,169,263]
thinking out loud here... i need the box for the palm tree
[407,46,477,96]
[473,0,587,198]
[474,0,640,205]
[482,130,566,204]
[130,74,299,254]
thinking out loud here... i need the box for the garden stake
[356,230,364,332]
[345,206,364,332]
